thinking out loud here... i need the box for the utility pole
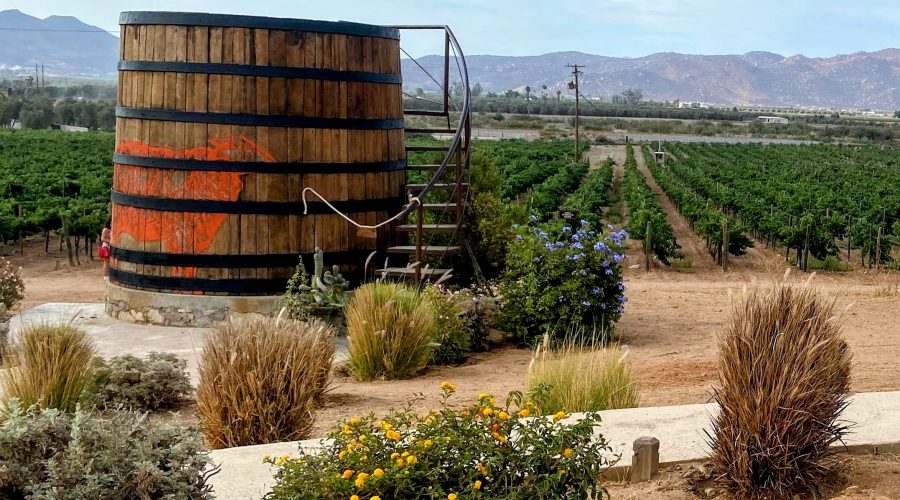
[566,63,584,162]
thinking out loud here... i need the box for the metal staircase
[376,25,472,281]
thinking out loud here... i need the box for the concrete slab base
[105,281,279,328]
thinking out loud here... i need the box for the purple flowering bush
[500,219,628,344]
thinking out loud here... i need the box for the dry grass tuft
[1,323,95,412]
[346,282,434,381]
[528,334,639,413]
[709,282,852,498]
[196,316,335,449]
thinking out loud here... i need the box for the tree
[19,98,53,129]
[556,89,562,101]
[541,85,548,99]
[415,88,424,97]
[894,110,900,119]
[621,88,643,105]
[524,86,532,100]
[471,82,483,97]
[450,80,464,97]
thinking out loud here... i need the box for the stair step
[386,245,462,255]
[405,183,469,192]
[406,145,467,153]
[403,110,449,117]
[423,203,460,211]
[396,223,464,233]
[405,127,455,134]
[376,267,454,280]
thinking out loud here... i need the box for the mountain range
[2,9,899,110]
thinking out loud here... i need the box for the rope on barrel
[300,187,420,229]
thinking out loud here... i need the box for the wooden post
[62,215,74,266]
[876,226,883,269]
[803,222,811,272]
[722,219,729,272]
[847,216,852,260]
[415,202,424,282]
[630,436,660,483]
[644,220,651,272]
[17,204,23,256]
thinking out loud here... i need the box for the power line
[0,26,119,34]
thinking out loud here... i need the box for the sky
[6,0,900,59]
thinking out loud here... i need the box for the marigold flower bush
[346,282,434,380]
[197,316,335,449]
[500,219,627,344]
[265,384,615,499]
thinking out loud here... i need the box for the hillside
[403,49,900,110]
[0,9,118,77]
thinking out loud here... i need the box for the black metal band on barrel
[119,12,401,40]
[109,268,288,294]
[110,190,403,215]
[111,246,372,268]
[118,61,402,84]
[116,107,404,130]
[112,153,407,174]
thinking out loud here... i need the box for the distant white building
[51,124,90,132]
[756,116,789,124]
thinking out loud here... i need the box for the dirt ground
[5,143,900,495]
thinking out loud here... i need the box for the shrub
[88,352,191,411]
[197,317,335,449]
[265,385,615,499]
[709,283,852,498]
[346,282,434,381]
[500,220,627,344]
[424,287,472,366]
[528,333,638,413]
[1,324,95,412]
[0,399,213,499]
[467,192,526,277]
[0,257,24,311]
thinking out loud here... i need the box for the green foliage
[265,386,614,499]
[280,248,350,320]
[0,257,24,311]
[87,352,191,412]
[1,324,95,413]
[424,287,472,366]
[528,333,638,414]
[500,220,627,345]
[467,192,526,277]
[527,159,590,220]
[0,130,113,243]
[197,317,335,449]
[560,158,614,224]
[622,146,680,264]
[0,399,213,500]
[346,283,434,381]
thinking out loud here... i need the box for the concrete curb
[207,391,900,499]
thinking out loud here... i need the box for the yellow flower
[342,425,353,435]
[373,468,385,478]
[478,393,490,401]
[274,455,290,466]
[448,494,458,500]
[406,455,418,465]
[341,469,354,480]
[395,459,405,467]
[492,431,507,444]
[498,411,509,421]
[488,397,495,406]
[518,409,530,418]
[354,472,369,488]
[401,451,410,458]
[351,496,360,500]
[563,448,574,458]
[440,381,456,393]
[474,480,482,490]
[483,408,494,417]
[476,463,488,476]
[424,416,434,425]
[349,417,362,426]
[390,452,400,460]
[338,451,347,459]
[359,434,367,443]
[379,421,393,431]
[386,430,401,441]
[553,411,568,422]
[262,454,271,462]
[423,439,434,448]
[372,497,381,500]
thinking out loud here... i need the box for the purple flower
[580,269,588,276]
[545,242,555,251]
[605,268,613,275]
[600,303,607,310]
[530,215,538,222]
[618,295,627,304]
[613,253,623,263]
[592,287,601,296]
[571,242,584,250]
[582,300,591,307]
[617,306,625,314]
[516,234,524,241]
[555,241,565,248]
[580,219,590,226]
[593,242,608,252]
[562,226,572,233]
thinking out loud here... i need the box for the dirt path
[586,144,627,168]
[631,144,718,272]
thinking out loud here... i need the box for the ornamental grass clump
[708,281,852,498]
[265,383,615,499]
[346,282,434,380]
[528,333,638,413]
[197,316,335,449]
[1,323,95,412]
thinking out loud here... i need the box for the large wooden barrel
[110,12,405,295]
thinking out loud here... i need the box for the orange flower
[562,447,574,458]
[498,411,509,421]
[341,469,354,480]
[492,431,507,444]
[553,411,568,422]
[474,480,482,490]
[518,409,530,418]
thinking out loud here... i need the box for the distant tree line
[0,83,116,131]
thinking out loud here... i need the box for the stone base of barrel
[105,281,278,328]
